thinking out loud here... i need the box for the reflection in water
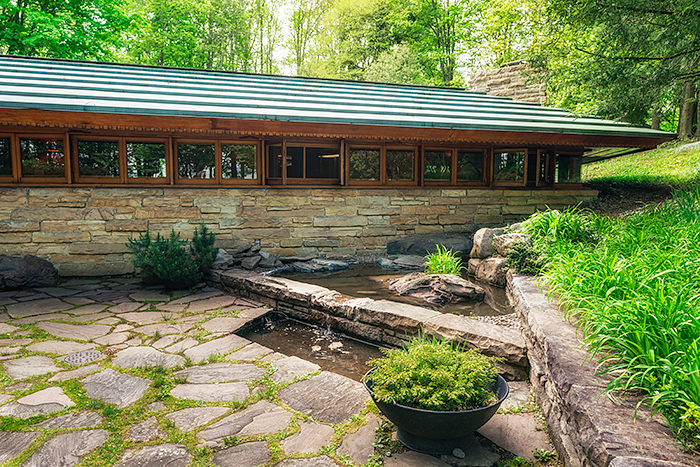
[239,312,384,382]
[280,264,508,316]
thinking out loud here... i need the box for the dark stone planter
[364,369,509,455]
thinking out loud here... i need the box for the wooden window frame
[553,151,583,187]
[423,147,454,186]
[125,137,170,185]
[536,149,554,187]
[220,140,262,186]
[18,133,70,184]
[266,140,341,186]
[385,145,418,186]
[174,139,218,185]
[492,148,528,187]
[455,148,489,186]
[347,145,383,186]
[0,133,15,183]
[71,136,125,184]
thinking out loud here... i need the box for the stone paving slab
[48,363,102,382]
[279,371,369,424]
[0,337,32,345]
[212,441,271,467]
[184,334,250,364]
[129,291,170,302]
[133,322,193,336]
[0,394,12,404]
[127,416,166,442]
[198,400,278,445]
[174,362,266,383]
[281,422,335,454]
[277,457,341,467]
[0,322,19,333]
[115,444,191,467]
[228,343,273,361]
[37,322,111,341]
[22,429,110,467]
[164,337,199,353]
[169,291,223,305]
[117,311,174,325]
[112,346,186,370]
[0,401,68,419]
[233,306,271,320]
[36,410,104,429]
[151,335,180,349]
[170,382,250,402]
[18,387,74,407]
[62,311,113,323]
[81,369,151,408]
[26,340,96,355]
[109,302,143,313]
[385,451,454,467]
[237,405,293,437]
[94,332,129,345]
[0,346,21,354]
[0,432,41,463]
[14,313,72,324]
[66,304,109,315]
[5,298,73,318]
[186,295,237,313]
[165,407,230,433]
[3,355,60,379]
[271,356,321,385]
[337,413,381,465]
[201,316,248,333]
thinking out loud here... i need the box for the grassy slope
[583,139,700,185]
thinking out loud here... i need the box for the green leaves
[423,244,463,275]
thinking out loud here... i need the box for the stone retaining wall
[507,272,696,467]
[212,269,529,380]
[0,186,597,276]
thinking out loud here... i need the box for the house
[0,56,674,275]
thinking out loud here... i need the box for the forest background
[1,0,699,136]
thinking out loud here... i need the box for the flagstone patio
[0,278,551,467]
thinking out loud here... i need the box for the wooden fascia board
[0,108,672,149]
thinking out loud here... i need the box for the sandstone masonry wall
[468,62,546,105]
[0,186,597,276]
[508,272,696,467]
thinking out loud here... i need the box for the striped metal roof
[0,55,675,142]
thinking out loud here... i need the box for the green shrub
[127,224,216,289]
[424,244,463,275]
[504,241,545,275]
[365,336,501,411]
[521,206,604,250]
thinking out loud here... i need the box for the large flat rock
[270,356,320,385]
[112,346,186,369]
[164,407,229,433]
[170,382,249,402]
[282,422,335,454]
[37,411,104,429]
[174,362,266,383]
[5,298,72,318]
[127,416,166,442]
[26,340,96,355]
[3,355,60,379]
[115,444,191,467]
[184,334,250,364]
[337,414,381,465]
[279,371,369,424]
[228,343,273,361]
[132,323,193,336]
[212,441,271,467]
[201,317,248,333]
[478,413,553,461]
[0,432,41,463]
[198,400,279,444]
[0,387,74,418]
[22,429,109,467]
[353,299,441,333]
[36,322,111,341]
[81,369,151,408]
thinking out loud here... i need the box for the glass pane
[306,147,339,178]
[20,138,65,177]
[457,150,484,181]
[349,148,380,181]
[424,150,452,181]
[386,149,414,181]
[267,145,283,178]
[222,144,256,179]
[77,140,120,177]
[127,142,167,178]
[538,151,549,184]
[286,146,303,178]
[556,154,582,183]
[178,143,215,179]
[0,138,11,176]
[493,150,525,183]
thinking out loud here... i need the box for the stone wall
[468,61,546,105]
[507,273,696,467]
[0,186,597,276]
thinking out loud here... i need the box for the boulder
[258,252,282,269]
[291,259,348,274]
[509,222,524,232]
[474,257,509,287]
[0,255,58,289]
[211,249,235,269]
[388,272,485,305]
[241,256,261,270]
[377,255,424,271]
[493,233,532,256]
[387,234,473,259]
[470,228,504,259]
[467,258,481,275]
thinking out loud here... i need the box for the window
[127,141,167,180]
[493,149,526,185]
[20,137,66,179]
[536,149,553,187]
[349,148,380,182]
[222,144,257,180]
[555,153,582,184]
[456,150,485,182]
[386,149,415,182]
[266,143,340,184]
[424,149,452,182]
[0,137,11,178]
[75,139,121,180]
[177,142,215,180]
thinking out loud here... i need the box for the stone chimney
[467,61,546,105]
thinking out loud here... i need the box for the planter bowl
[364,369,509,454]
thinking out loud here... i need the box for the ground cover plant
[521,190,700,452]
[424,244,463,275]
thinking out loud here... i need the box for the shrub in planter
[127,225,215,289]
[363,336,508,454]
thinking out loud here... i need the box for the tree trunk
[651,108,661,130]
[696,90,700,136]
[678,81,696,138]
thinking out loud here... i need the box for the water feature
[239,311,385,381]
[278,263,508,316]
